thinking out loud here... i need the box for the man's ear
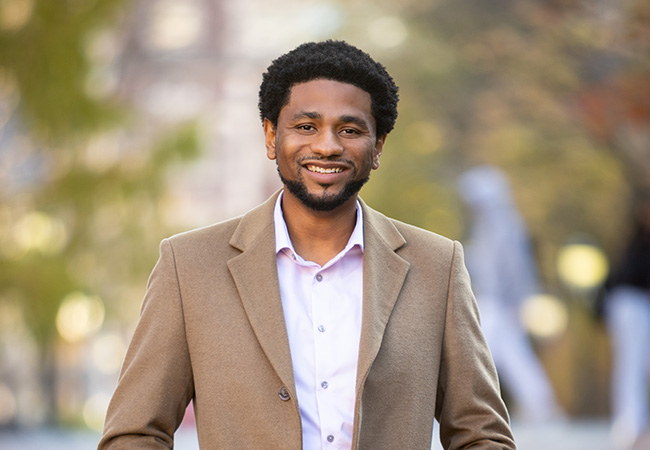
[263,118,277,160]
[372,134,386,170]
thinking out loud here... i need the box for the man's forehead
[281,81,371,112]
[288,78,369,97]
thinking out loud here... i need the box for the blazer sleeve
[98,239,194,450]
[435,241,516,449]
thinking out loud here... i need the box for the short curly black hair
[258,40,399,137]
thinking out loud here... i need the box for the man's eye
[341,128,359,135]
[298,125,314,131]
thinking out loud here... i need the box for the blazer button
[278,386,290,401]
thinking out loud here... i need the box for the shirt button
[315,273,323,282]
[318,324,326,332]
[321,381,328,389]
[327,435,334,443]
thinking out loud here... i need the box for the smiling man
[98,41,516,450]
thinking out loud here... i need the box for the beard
[276,161,370,212]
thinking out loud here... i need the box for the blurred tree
[0,0,200,425]
[348,0,647,254]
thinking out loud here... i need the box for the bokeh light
[556,243,609,289]
[82,392,111,432]
[56,292,105,344]
[12,211,68,256]
[520,294,569,339]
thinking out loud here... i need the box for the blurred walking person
[457,165,563,423]
[601,201,650,450]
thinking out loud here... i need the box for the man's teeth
[306,165,343,174]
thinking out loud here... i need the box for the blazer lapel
[356,202,410,386]
[227,192,296,393]
[226,194,410,415]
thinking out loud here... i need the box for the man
[99,40,516,449]
[457,165,563,423]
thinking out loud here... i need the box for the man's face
[264,79,385,212]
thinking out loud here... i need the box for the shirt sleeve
[435,241,517,449]
[98,239,195,450]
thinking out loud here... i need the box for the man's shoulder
[388,217,457,263]
[389,217,453,244]
[158,217,244,262]
[363,203,454,247]
[166,191,280,250]
[167,216,243,245]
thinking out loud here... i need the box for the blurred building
[110,0,276,227]
[110,0,348,228]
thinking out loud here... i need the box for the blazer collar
[229,190,280,252]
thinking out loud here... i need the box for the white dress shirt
[274,192,364,450]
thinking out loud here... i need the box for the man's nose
[312,129,343,157]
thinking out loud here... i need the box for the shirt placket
[311,267,341,448]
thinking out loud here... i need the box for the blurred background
[0,0,648,449]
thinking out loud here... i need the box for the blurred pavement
[0,419,621,450]
[511,419,615,450]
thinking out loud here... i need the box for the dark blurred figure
[601,201,650,450]
[457,165,564,423]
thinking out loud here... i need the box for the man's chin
[278,169,368,212]
[291,187,350,212]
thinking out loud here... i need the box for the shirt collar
[273,190,364,258]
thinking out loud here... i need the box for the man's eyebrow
[339,115,370,129]
[291,111,322,121]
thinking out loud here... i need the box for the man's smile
[305,164,345,174]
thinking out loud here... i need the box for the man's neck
[281,193,359,267]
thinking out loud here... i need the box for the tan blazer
[99,191,515,449]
